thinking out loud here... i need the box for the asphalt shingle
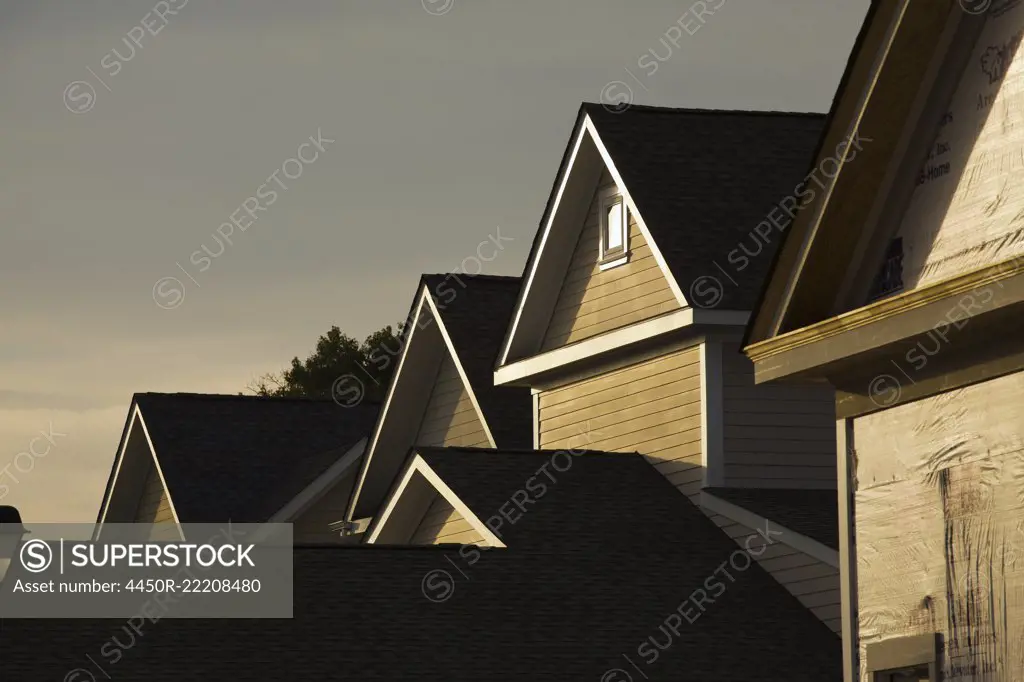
[704,487,840,550]
[3,447,841,681]
[420,274,532,448]
[124,393,379,523]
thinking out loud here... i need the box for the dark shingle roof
[420,275,532,448]
[4,449,840,680]
[704,487,839,550]
[128,393,379,522]
[580,103,826,310]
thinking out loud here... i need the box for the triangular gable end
[745,3,1024,393]
[540,167,682,351]
[747,2,1006,345]
[96,404,183,541]
[366,453,504,547]
[840,4,1024,309]
[498,110,688,368]
[347,285,496,521]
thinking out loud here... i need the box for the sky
[0,0,870,523]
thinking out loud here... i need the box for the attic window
[599,190,629,270]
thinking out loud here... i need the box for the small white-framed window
[598,188,629,270]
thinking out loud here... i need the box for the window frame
[598,187,629,271]
[865,633,941,682]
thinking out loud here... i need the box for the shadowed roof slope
[420,274,532,448]
[125,393,379,522]
[6,451,841,681]
[705,487,839,550]
[581,103,826,310]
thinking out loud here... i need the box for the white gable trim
[134,410,185,540]
[97,404,184,541]
[266,437,368,523]
[498,118,589,368]
[494,307,749,386]
[366,454,505,547]
[700,491,839,568]
[346,289,432,521]
[347,284,498,521]
[423,293,497,448]
[498,115,688,368]
[584,116,688,308]
[96,404,142,529]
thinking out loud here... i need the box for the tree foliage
[248,323,403,403]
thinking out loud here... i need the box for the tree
[248,323,404,403]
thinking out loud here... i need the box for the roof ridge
[420,273,520,282]
[133,392,380,405]
[417,445,641,458]
[293,543,501,551]
[581,102,827,119]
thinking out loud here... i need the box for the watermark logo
[63,0,190,114]
[600,82,634,114]
[960,0,992,14]
[421,568,455,603]
[152,128,334,309]
[601,522,782,677]
[152,276,185,310]
[20,539,53,573]
[422,0,455,16]
[331,374,364,408]
[63,81,97,114]
[868,374,902,408]
[599,0,727,112]
[686,131,873,308]
[689,275,723,309]
[64,670,96,682]
[863,261,1021,409]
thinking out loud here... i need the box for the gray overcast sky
[0,0,869,522]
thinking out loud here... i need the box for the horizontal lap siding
[541,172,679,351]
[411,494,484,545]
[416,354,491,448]
[134,464,177,540]
[721,343,837,488]
[707,510,842,633]
[539,346,703,500]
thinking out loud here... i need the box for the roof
[416,446,695,549]
[4,450,840,680]
[420,274,532,448]
[580,103,827,311]
[705,487,839,550]
[127,393,379,522]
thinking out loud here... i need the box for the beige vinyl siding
[541,171,680,351]
[292,472,357,544]
[134,464,177,540]
[721,343,836,488]
[411,494,485,545]
[416,354,491,448]
[706,510,841,633]
[538,346,703,499]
